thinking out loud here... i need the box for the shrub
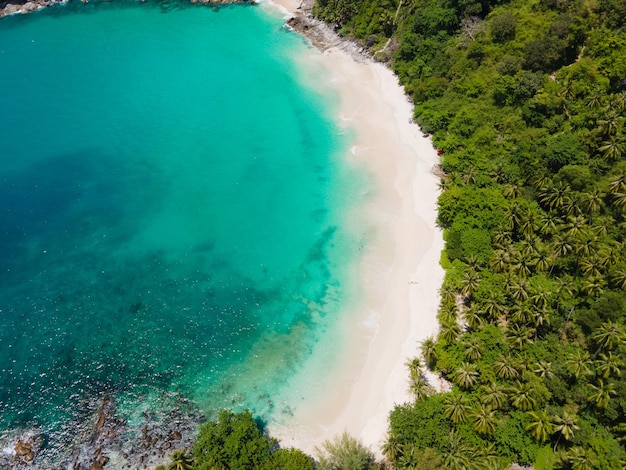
[315,432,378,470]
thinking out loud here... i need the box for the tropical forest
[313,0,626,468]
[159,0,626,468]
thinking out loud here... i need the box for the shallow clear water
[0,0,362,449]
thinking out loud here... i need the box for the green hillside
[314,0,626,468]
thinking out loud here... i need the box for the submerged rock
[13,439,35,463]
[0,393,203,469]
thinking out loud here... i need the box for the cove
[0,1,364,463]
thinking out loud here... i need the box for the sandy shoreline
[264,0,445,458]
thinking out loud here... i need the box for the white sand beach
[263,0,445,458]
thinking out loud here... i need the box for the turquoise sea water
[0,1,363,458]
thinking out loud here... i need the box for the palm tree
[460,268,481,298]
[580,189,605,217]
[587,379,616,409]
[553,411,579,451]
[580,256,604,278]
[597,244,618,268]
[421,336,437,366]
[612,422,626,444]
[493,230,512,248]
[502,182,522,199]
[574,231,599,255]
[534,361,553,379]
[409,375,432,401]
[519,235,540,257]
[563,197,581,217]
[532,307,551,330]
[440,320,461,344]
[596,351,623,379]
[598,110,622,136]
[381,435,402,464]
[598,136,625,161]
[438,302,458,324]
[508,279,529,301]
[539,182,572,212]
[463,305,483,331]
[593,215,612,237]
[607,173,626,195]
[614,91,626,111]
[444,393,471,424]
[510,305,534,325]
[526,410,554,442]
[480,382,508,409]
[453,362,479,389]
[580,276,605,298]
[586,88,604,109]
[511,256,533,278]
[469,404,498,435]
[565,215,588,237]
[507,324,534,349]
[444,446,472,470]
[473,442,501,470]
[463,337,482,361]
[539,212,559,236]
[565,349,592,380]
[482,292,505,323]
[494,355,519,380]
[530,246,553,273]
[509,381,537,411]
[612,191,626,209]
[166,450,194,470]
[529,287,551,310]
[591,321,626,353]
[519,211,538,237]
[464,254,481,270]
[505,202,524,231]
[440,284,458,305]
[397,447,419,470]
[610,267,626,290]
[551,234,573,257]
[405,357,423,381]
[565,447,594,470]
[489,250,509,273]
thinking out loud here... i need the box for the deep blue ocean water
[0,0,364,456]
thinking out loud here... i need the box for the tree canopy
[313,0,626,467]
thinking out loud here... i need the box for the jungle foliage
[157,409,314,470]
[314,0,626,468]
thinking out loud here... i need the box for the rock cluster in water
[0,0,63,17]
[1,394,204,469]
[0,0,254,19]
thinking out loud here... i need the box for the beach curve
[264,0,445,458]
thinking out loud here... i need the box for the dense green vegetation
[314,0,626,468]
[158,410,380,469]
[157,410,315,470]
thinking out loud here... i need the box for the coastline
[264,0,445,457]
[0,1,444,465]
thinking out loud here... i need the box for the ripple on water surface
[0,1,365,464]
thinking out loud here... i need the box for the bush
[191,410,315,470]
[490,11,517,43]
[315,432,378,470]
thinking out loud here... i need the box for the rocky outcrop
[284,0,366,60]
[0,394,203,469]
[63,396,202,470]
[0,0,63,18]
[0,0,255,19]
